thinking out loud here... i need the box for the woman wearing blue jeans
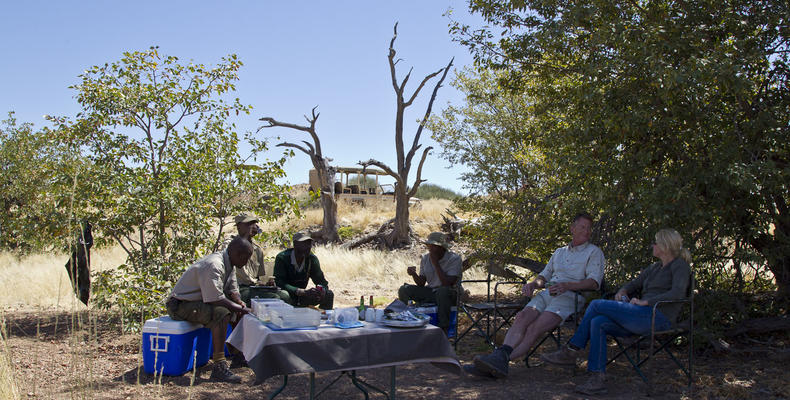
[541,228,691,395]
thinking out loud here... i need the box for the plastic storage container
[269,307,321,329]
[142,316,211,376]
[251,298,287,321]
[415,306,458,338]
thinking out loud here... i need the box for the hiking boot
[541,345,580,366]
[229,353,248,369]
[210,360,242,383]
[473,349,509,378]
[575,372,607,395]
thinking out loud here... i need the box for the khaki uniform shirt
[419,251,462,288]
[222,237,267,286]
[539,241,605,287]
[170,251,240,303]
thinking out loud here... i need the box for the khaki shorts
[166,298,231,329]
[525,290,585,320]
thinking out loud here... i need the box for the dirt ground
[3,308,789,400]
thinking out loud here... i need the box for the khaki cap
[422,232,452,249]
[234,213,258,225]
[293,232,313,242]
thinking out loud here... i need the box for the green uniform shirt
[273,248,328,298]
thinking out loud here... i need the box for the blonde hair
[655,228,692,263]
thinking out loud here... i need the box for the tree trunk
[769,256,790,300]
[319,190,339,243]
[387,185,411,247]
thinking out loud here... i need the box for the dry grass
[0,246,126,311]
[0,314,19,400]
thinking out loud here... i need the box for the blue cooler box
[142,316,211,376]
[417,306,457,338]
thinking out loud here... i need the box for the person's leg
[502,306,540,348]
[587,315,632,373]
[567,299,609,350]
[509,311,562,360]
[238,285,251,307]
[398,284,436,304]
[434,286,457,330]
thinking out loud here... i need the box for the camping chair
[607,272,694,394]
[454,260,528,349]
[523,282,605,367]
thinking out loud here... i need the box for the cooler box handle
[150,335,170,352]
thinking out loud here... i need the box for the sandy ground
[3,304,789,400]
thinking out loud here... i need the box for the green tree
[445,1,789,296]
[52,47,295,322]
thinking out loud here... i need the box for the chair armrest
[493,280,526,305]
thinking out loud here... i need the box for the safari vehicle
[309,167,421,207]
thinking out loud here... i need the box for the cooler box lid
[142,316,204,335]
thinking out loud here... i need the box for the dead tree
[359,23,454,248]
[260,107,340,243]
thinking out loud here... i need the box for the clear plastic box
[269,307,321,329]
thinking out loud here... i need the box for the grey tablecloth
[227,315,461,383]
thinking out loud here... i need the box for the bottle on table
[358,295,366,321]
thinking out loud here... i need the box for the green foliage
[413,183,461,200]
[47,47,296,327]
[337,225,360,241]
[441,0,790,307]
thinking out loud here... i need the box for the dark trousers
[285,289,335,310]
[398,284,457,329]
[238,285,290,307]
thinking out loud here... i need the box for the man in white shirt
[398,232,462,334]
[466,212,605,379]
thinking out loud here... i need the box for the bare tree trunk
[388,184,411,246]
[261,107,340,243]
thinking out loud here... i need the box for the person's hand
[522,281,537,297]
[550,282,571,296]
[266,277,276,286]
[629,297,648,306]
[238,305,252,315]
[407,266,417,276]
[296,288,306,297]
[615,289,629,302]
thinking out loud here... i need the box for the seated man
[273,232,334,309]
[165,236,253,383]
[230,213,289,306]
[465,212,605,379]
[398,232,461,335]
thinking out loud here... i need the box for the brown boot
[540,345,580,366]
[575,372,607,395]
[210,359,242,383]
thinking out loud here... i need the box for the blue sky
[1,1,479,194]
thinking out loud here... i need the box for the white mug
[365,307,376,323]
[375,308,385,323]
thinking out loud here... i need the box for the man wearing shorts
[465,212,605,378]
[165,236,253,383]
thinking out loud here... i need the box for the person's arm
[308,255,329,288]
[210,297,250,314]
[274,252,302,297]
[621,264,652,297]
[408,266,427,286]
[199,264,248,313]
[522,275,547,297]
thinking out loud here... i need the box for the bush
[414,183,461,200]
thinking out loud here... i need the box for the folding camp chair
[454,261,527,349]
[607,273,694,394]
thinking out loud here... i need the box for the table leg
[390,366,396,400]
[268,375,288,400]
[350,370,370,400]
[310,372,315,400]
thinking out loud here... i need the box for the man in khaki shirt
[230,213,287,305]
[166,236,253,383]
[467,212,605,379]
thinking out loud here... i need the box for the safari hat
[234,213,258,225]
[422,232,452,249]
[293,231,313,242]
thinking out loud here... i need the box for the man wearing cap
[165,236,253,383]
[273,232,334,309]
[398,232,462,334]
[230,213,288,306]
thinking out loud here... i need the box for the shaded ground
[3,309,789,400]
